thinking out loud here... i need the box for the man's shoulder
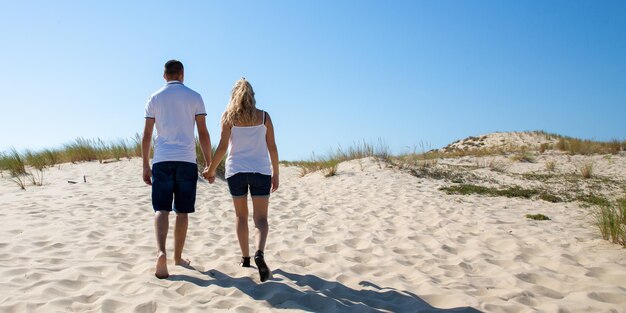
[149,84,202,102]
[149,85,168,100]
[180,85,202,99]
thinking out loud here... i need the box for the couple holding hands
[142,60,279,282]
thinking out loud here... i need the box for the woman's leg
[232,197,250,257]
[251,196,269,252]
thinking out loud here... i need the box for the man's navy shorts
[151,161,198,213]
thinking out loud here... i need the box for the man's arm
[142,118,155,185]
[196,115,212,169]
[204,121,231,183]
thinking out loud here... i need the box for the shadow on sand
[168,268,482,312]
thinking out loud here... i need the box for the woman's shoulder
[259,109,272,124]
[258,109,271,118]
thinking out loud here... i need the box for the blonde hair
[222,78,257,126]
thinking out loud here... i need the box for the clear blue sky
[0,1,624,160]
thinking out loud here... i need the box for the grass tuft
[5,148,27,176]
[487,159,509,173]
[321,159,340,177]
[526,213,550,220]
[5,148,27,189]
[287,140,391,177]
[511,153,536,163]
[555,136,622,155]
[64,138,99,163]
[538,143,551,153]
[577,194,611,207]
[579,162,593,179]
[539,193,563,203]
[593,198,626,246]
[440,184,539,199]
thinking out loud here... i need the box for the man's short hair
[164,60,184,77]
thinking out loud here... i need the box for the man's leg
[174,213,190,266]
[154,210,170,279]
[172,162,198,267]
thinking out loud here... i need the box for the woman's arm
[265,113,279,192]
[205,121,231,183]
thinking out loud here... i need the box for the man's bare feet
[175,258,191,268]
[155,252,169,279]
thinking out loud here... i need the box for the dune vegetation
[0,134,225,187]
[2,131,625,247]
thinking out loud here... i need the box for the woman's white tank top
[225,111,272,178]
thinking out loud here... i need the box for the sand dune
[1,155,625,312]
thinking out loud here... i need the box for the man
[142,60,211,279]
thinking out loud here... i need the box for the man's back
[145,81,206,164]
[142,59,213,279]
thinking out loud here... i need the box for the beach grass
[109,139,134,161]
[321,158,340,177]
[526,213,550,221]
[131,133,143,158]
[63,138,100,163]
[579,162,594,179]
[24,150,48,186]
[283,140,390,177]
[2,149,28,189]
[440,184,540,199]
[43,149,63,167]
[594,197,626,246]
[538,193,563,203]
[24,149,49,171]
[511,152,536,163]
[1,134,229,189]
[472,158,509,173]
[577,194,612,207]
[555,136,623,155]
[394,141,439,170]
[61,137,142,164]
[4,148,27,176]
[440,183,565,203]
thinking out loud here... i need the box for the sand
[1,153,625,312]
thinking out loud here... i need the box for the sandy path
[0,158,624,312]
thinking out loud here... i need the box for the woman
[204,78,279,282]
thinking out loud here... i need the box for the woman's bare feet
[155,252,169,279]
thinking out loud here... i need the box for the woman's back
[225,110,272,178]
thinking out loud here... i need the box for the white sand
[1,155,625,312]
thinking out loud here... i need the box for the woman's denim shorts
[226,172,271,198]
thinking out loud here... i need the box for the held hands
[202,167,216,184]
[143,166,152,185]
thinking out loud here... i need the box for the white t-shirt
[144,81,206,164]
